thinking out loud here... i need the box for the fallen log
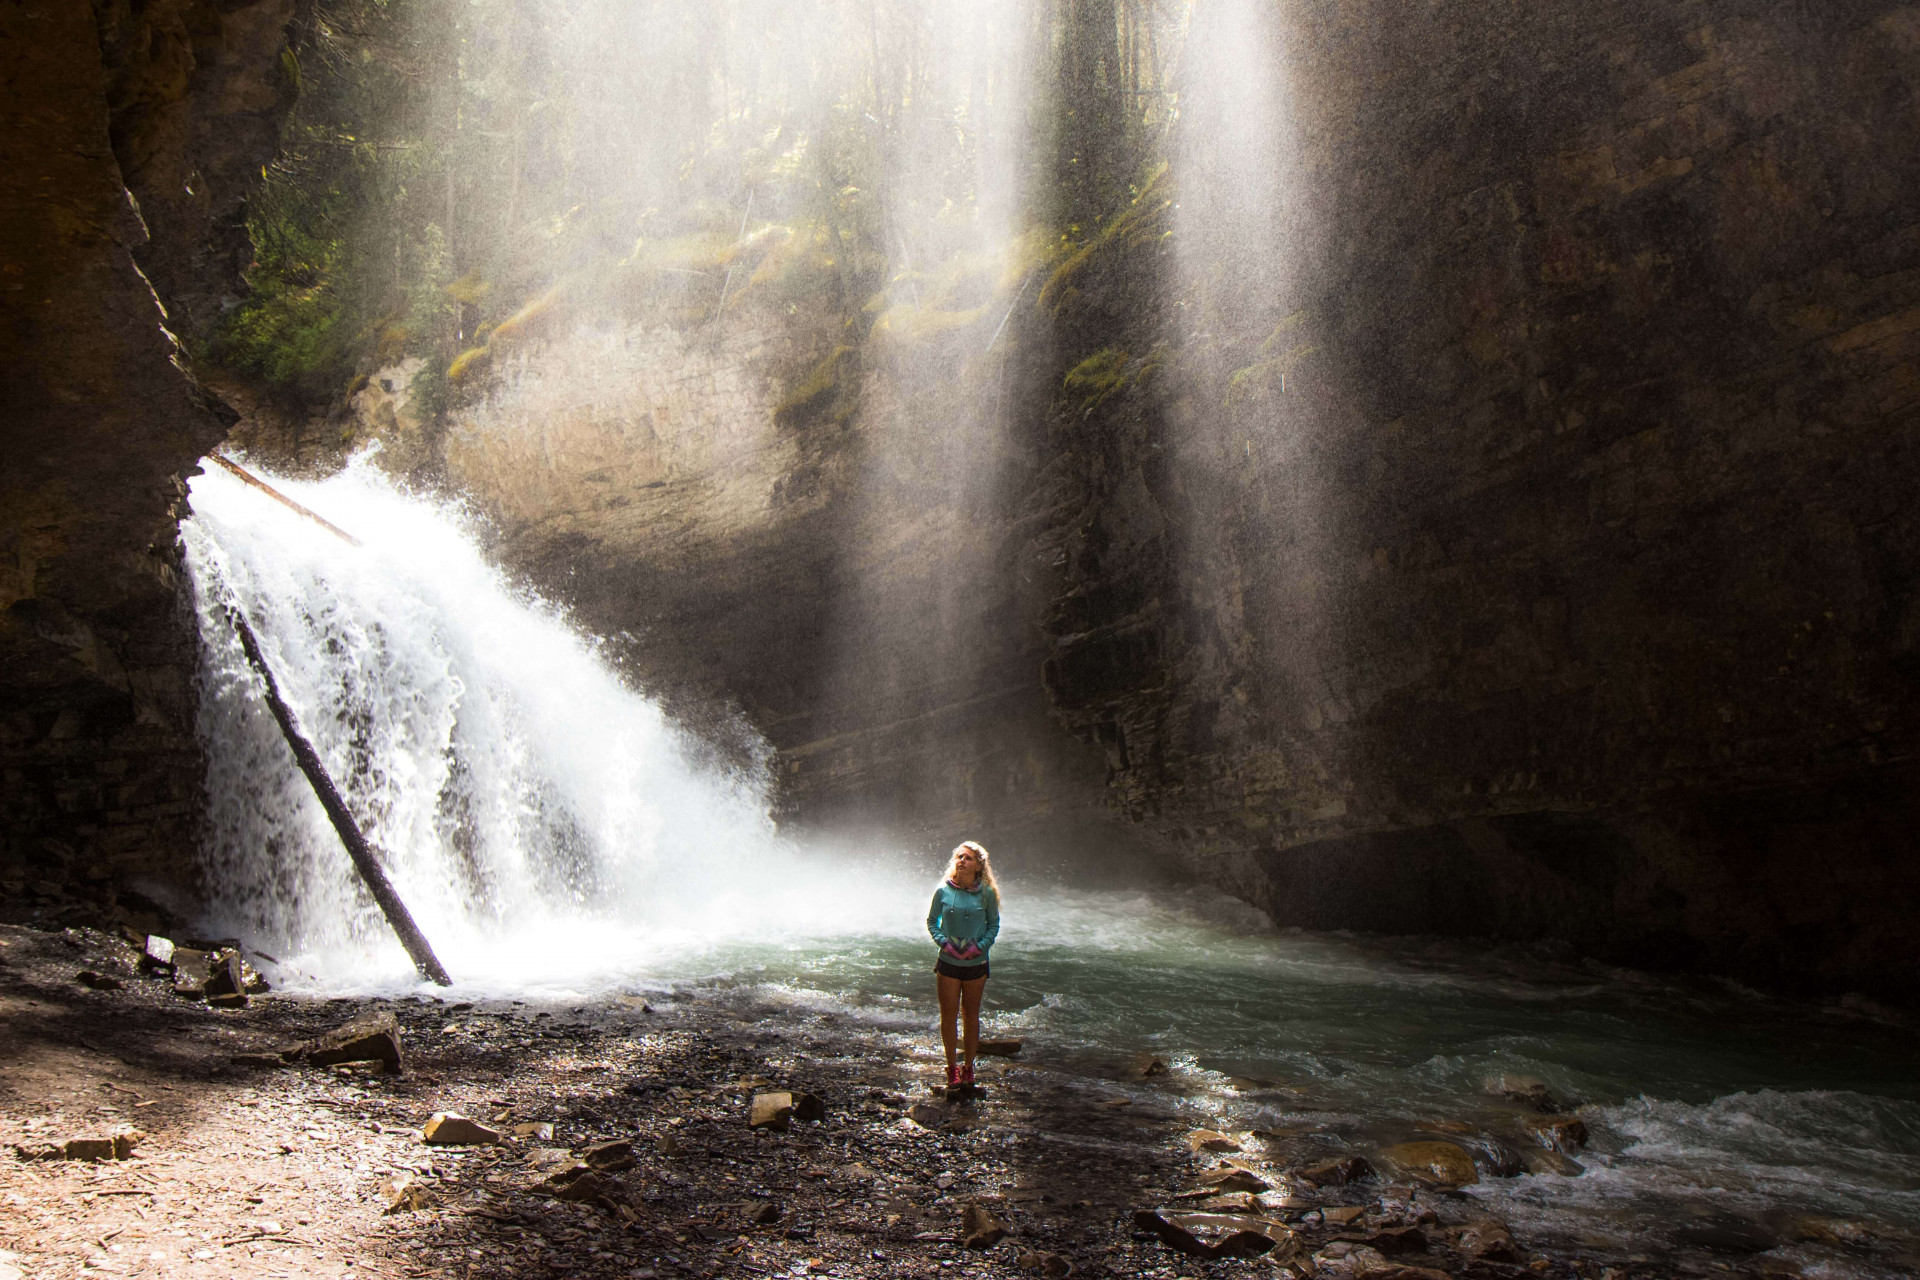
[208,454,362,546]
[225,602,452,985]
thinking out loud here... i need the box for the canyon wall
[1031,0,1920,998]
[0,0,298,915]
[429,0,1920,998]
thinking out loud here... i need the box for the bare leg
[937,973,962,1073]
[960,975,986,1071]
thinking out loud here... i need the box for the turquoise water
[630,879,1920,1276]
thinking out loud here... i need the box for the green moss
[1062,341,1166,413]
[774,345,855,428]
[1038,163,1173,316]
[1223,312,1315,409]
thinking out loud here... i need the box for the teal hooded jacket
[927,879,1000,968]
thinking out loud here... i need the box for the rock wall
[0,0,298,914]
[1027,0,1920,999]
[276,0,1919,998]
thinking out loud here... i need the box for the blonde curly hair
[941,839,999,896]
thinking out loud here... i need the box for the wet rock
[74,970,122,991]
[1519,1148,1584,1177]
[422,1112,501,1145]
[960,1202,1008,1249]
[1188,1128,1240,1153]
[908,1102,949,1130]
[584,1139,635,1172]
[169,948,212,998]
[1359,1225,1428,1255]
[1447,1132,1526,1178]
[1133,1054,1170,1078]
[1784,1214,1875,1247]
[380,1171,431,1214]
[1195,1167,1271,1193]
[1358,1266,1452,1280]
[142,935,176,968]
[204,951,249,1008]
[1376,1142,1479,1188]
[976,1039,1023,1057]
[1484,1074,1559,1113]
[1455,1219,1519,1262]
[1134,1209,1289,1259]
[292,1012,403,1072]
[1297,1155,1374,1187]
[1673,1214,1776,1255]
[1191,1192,1263,1213]
[1016,1250,1073,1277]
[1321,1206,1367,1227]
[1523,1115,1588,1152]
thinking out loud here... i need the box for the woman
[926,839,1000,1090]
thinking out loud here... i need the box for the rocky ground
[0,920,1827,1280]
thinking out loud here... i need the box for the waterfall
[181,453,798,994]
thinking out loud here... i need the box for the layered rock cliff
[0,0,298,908]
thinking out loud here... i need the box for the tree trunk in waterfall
[225,603,454,986]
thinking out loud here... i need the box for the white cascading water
[181,453,904,994]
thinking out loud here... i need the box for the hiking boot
[960,1062,975,1085]
[946,1063,962,1089]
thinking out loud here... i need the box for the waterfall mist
[183,456,926,993]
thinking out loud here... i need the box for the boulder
[1195,1167,1270,1193]
[961,1202,1007,1249]
[1132,1209,1289,1259]
[204,951,249,1008]
[169,948,212,998]
[1444,1132,1525,1178]
[1296,1155,1373,1187]
[1377,1142,1479,1188]
[1187,1129,1240,1153]
[1191,1192,1262,1213]
[422,1113,500,1145]
[1455,1219,1519,1262]
[1359,1225,1427,1255]
[976,1039,1023,1057]
[1524,1115,1588,1152]
[1484,1074,1558,1113]
[1519,1148,1584,1177]
[750,1092,795,1131]
[292,1012,403,1073]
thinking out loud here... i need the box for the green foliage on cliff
[213,0,1190,433]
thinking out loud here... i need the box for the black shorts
[935,957,989,981]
